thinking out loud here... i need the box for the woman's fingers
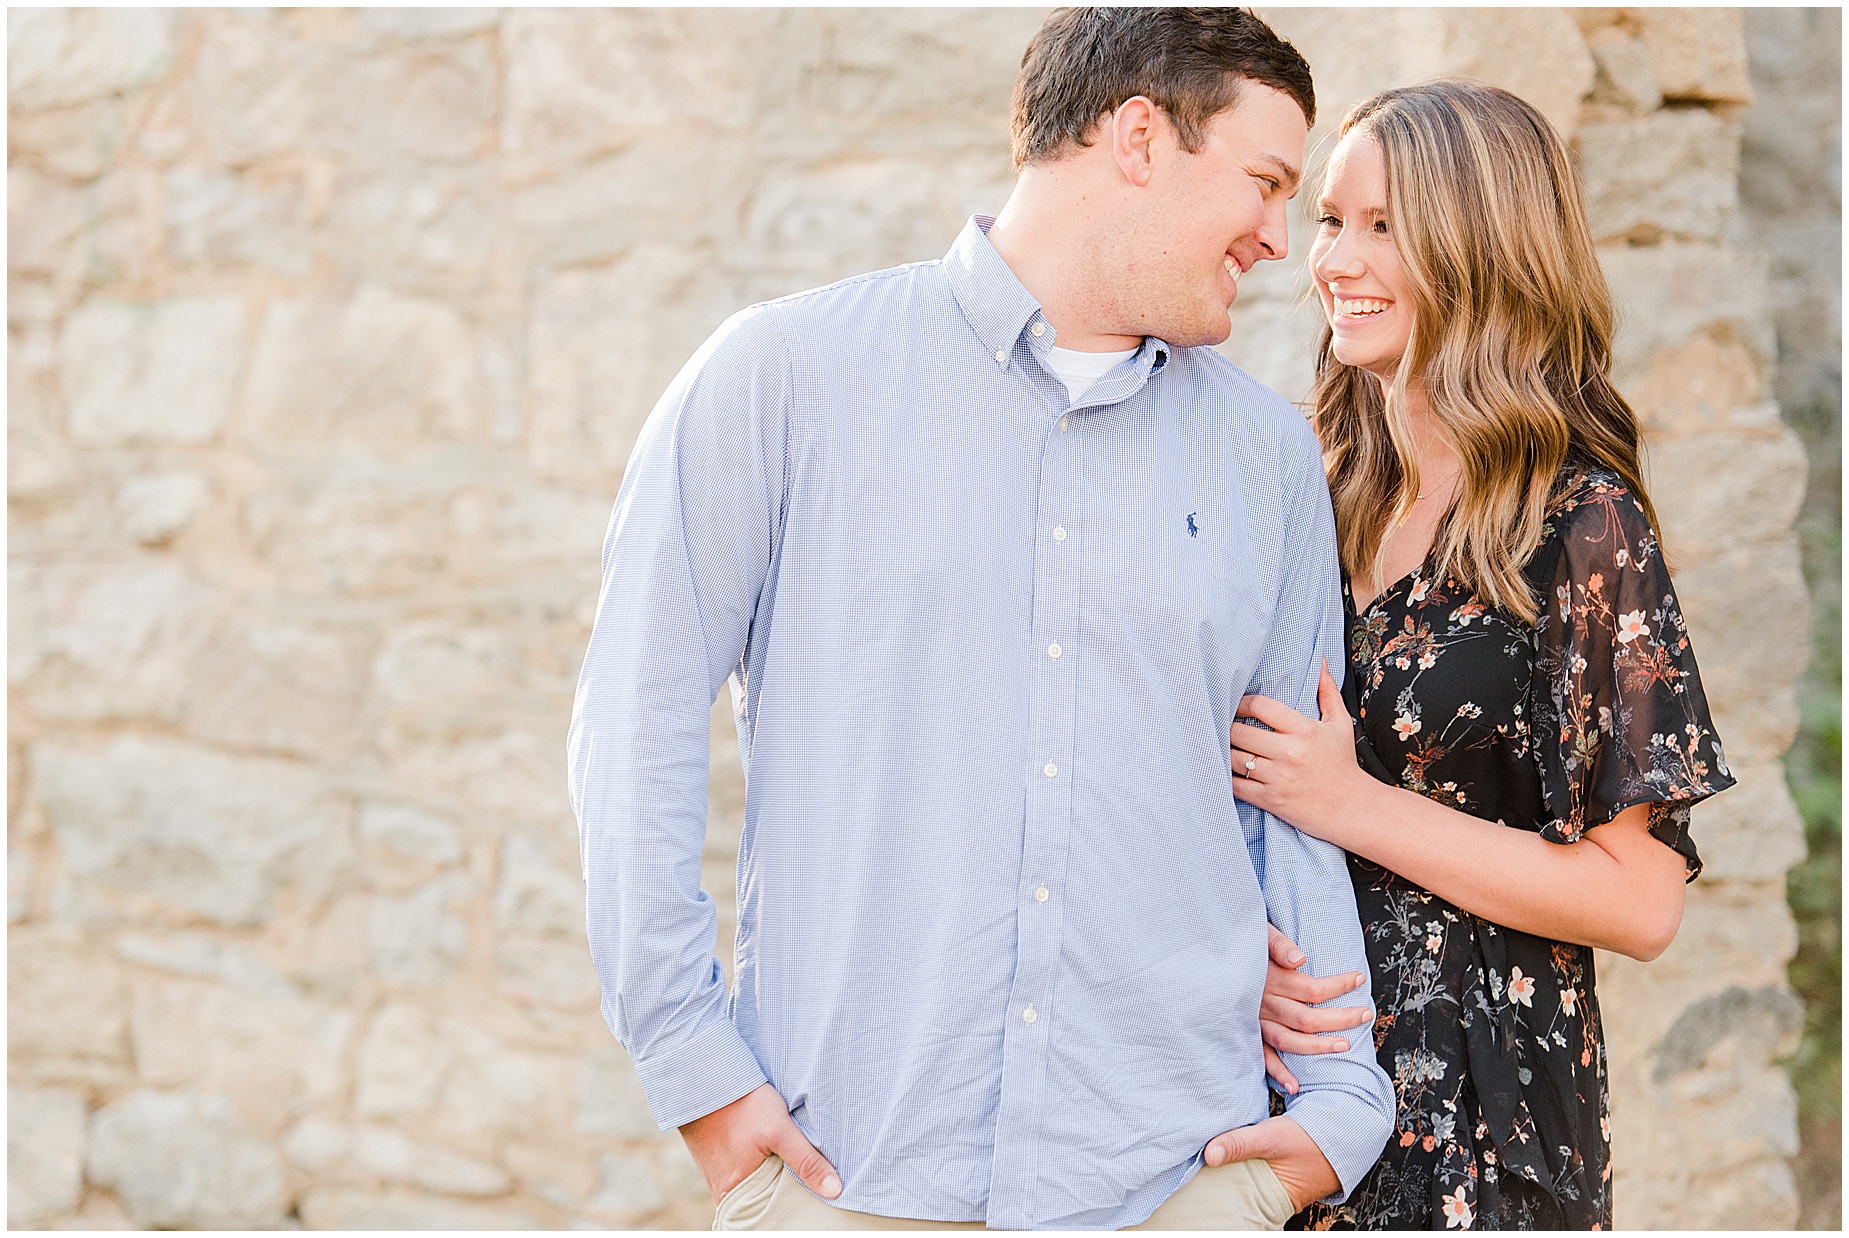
[1262,990,1374,1034]
[1266,962,1369,1005]
[1235,693,1306,732]
[1316,660,1348,724]
[1261,1018,1351,1057]
[1229,721,1288,759]
[1263,1042,1300,1095]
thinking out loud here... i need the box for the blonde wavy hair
[1310,80,1660,625]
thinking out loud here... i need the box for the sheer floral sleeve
[1528,471,1734,879]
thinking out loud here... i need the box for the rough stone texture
[8,1086,88,1226]
[6,8,1814,1230]
[85,1090,288,1229]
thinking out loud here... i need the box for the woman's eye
[1316,215,1340,228]
[1372,219,1390,233]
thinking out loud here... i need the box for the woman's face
[1309,131,1413,382]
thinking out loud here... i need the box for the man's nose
[1257,201,1290,262]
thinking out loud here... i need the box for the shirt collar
[942,215,1173,383]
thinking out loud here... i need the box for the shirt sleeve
[1529,476,1735,880]
[1236,423,1396,1202]
[566,305,793,1129]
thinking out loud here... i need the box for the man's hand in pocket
[680,1083,843,1205]
[1205,1114,1338,1212]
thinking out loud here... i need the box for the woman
[1235,82,1734,1230]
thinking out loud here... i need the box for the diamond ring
[1244,757,1257,774]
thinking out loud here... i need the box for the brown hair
[1011,8,1315,170]
[1311,80,1660,625]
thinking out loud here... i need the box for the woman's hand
[1230,662,1377,844]
[1260,925,1374,1094]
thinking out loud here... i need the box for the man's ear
[1110,95,1160,189]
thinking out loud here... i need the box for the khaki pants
[712,1153,1297,1231]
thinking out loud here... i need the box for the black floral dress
[1291,465,1733,1231]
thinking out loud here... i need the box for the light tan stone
[1630,330,1770,438]
[355,1003,451,1119]
[11,559,214,725]
[8,166,85,279]
[1586,27,1663,114]
[368,873,473,987]
[242,478,451,596]
[584,1150,668,1223]
[7,924,133,1094]
[183,615,371,761]
[115,929,296,998]
[523,247,743,485]
[246,286,490,451]
[1579,110,1741,244]
[281,1117,512,1196]
[193,16,494,167]
[129,975,355,1136]
[86,1089,288,1230]
[113,470,209,546]
[499,10,770,173]
[1671,541,1810,763]
[164,164,315,279]
[7,9,177,111]
[359,802,465,867]
[1262,7,1595,141]
[322,165,499,298]
[9,97,132,181]
[61,296,249,446]
[1633,7,1754,104]
[573,1044,662,1141]
[437,1020,571,1139]
[1599,244,1776,379]
[8,1086,87,1227]
[297,1186,546,1229]
[1684,762,1809,883]
[1644,425,1808,560]
[36,735,354,926]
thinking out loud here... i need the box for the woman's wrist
[1312,764,1393,850]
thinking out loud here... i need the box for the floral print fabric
[1291,466,1732,1231]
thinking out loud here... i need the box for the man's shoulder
[1171,346,1318,449]
[754,258,949,332]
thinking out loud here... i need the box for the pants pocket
[1250,1159,1298,1229]
[712,1154,784,1231]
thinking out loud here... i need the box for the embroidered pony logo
[1186,513,1199,538]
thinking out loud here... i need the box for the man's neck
[985,174,1144,354]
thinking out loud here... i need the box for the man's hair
[1011,8,1315,170]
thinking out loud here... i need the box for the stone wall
[6,9,1816,1229]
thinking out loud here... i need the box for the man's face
[1127,84,1309,348]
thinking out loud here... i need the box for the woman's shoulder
[1525,460,1660,590]
[1538,461,1654,545]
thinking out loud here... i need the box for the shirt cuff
[1282,1088,1393,1205]
[630,1017,770,1131]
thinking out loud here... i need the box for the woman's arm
[1231,666,1688,962]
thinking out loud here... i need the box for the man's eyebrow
[1255,153,1302,192]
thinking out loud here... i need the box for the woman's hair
[1310,80,1660,625]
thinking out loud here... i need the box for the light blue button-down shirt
[569,217,1393,1229]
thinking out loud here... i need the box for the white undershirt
[1043,344,1138,402]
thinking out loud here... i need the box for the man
[568,8,1393,1230]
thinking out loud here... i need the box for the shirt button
[994,348,1007,365]
[1047,642,1061,659]
[1022,1005,1037,1024]
[1031,322,1046,337]
[1034,886,1049,903]
[1052,526,1066,542]
[1059,416,1069,432]
[1043,762,1057,778]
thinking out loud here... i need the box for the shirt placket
[986,390,1083,1229]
